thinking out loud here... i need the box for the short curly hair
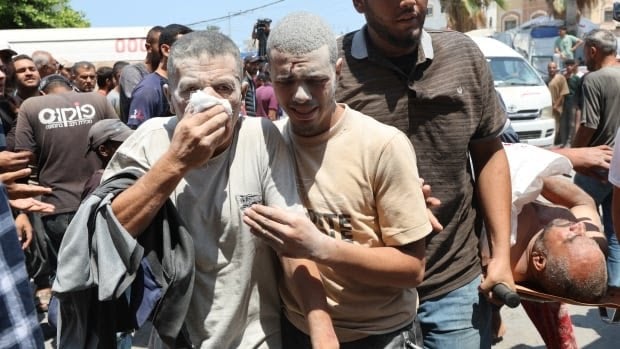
[534,223,607,303]
[267,11,338,65]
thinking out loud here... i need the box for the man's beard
[365,13,422,50]
[147,52,161,71]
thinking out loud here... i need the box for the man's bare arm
[280,257,338,348]
[470,137,515,295]
[243,205,427,288]
[540,176,606,250]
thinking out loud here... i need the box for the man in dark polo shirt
[336,1,514,348]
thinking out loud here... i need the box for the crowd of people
[1,1,620,348]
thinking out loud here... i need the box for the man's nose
[293,83,312,103]
[400,0,417,9]
[569,222,586,235]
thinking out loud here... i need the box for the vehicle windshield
[487,57,545,87]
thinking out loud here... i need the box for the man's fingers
[427,209,443,232]
[10,198,55,214]
[0,168,31,184]
[6,184,52,200]
[244,215,285,245]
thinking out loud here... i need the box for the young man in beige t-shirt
[243,12,432,349]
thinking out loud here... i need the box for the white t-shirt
[609,128,620,187]
[104,116,303,348]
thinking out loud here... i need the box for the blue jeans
[574,173,620,287]
[281,314,423,349]
[417,276,492,349]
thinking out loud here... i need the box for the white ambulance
[470,36,555,147]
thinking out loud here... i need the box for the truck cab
[470,36,555,147]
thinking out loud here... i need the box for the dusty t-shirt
[280,106,432,341]
[104,116,303,348]
[15,91,117,214]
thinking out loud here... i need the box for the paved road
[44,302,620,348]
[497,304,620,348]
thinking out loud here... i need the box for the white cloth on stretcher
[480,143,573,259]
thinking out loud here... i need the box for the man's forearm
[280,257,337,347]
[540,176,595,208]
[315,240,426,288]
[471,139,512,259]
[111,153,187,237]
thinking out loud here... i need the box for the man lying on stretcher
[510,175,608,303]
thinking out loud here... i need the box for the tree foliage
[0,0,89,29]
[546,0,599,18]
[440,0,506,32]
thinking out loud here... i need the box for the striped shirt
[243,75,257,117]
[337,28,506,301]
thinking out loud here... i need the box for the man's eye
[215,85,233,94]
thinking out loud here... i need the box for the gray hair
[584,29,617,56]
[167,30,242,88]
[267,12,338,65]
[32,50,53,70]
[534,223,608,303]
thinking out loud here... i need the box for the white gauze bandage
[186,90,233,116]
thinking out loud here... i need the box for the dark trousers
[34,212,76,287]
[281,314,423,349]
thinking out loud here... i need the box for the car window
[487,57,545,87]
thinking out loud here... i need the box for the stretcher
[516,284,620,323]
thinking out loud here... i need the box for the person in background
[71,61,97,93]
[127,24,192,129]
[118,25,163,123]
[31,50,59,79]
[11,55,41,107]
[547,61,569,146]
[96,66,115,97]
[560,58,580,147]
[81,119,133,199]
[14,73,117,312]
[241,55,261,116]
[572,28,620,290]
[254,72,278,120]
[554,26,583,63]
[106,61,129,117]
[336,1,514,347]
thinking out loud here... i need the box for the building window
[504,19,517,31]
[427,6,433,17]
[605,9,614,22]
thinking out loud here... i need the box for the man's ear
[352,0,365,13]
[531,251,547,272]
[163,83,175,114]
[335,57,343,77]
[97,144,109,158]
[161,44,171,58]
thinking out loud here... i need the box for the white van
[469,36,555,147]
